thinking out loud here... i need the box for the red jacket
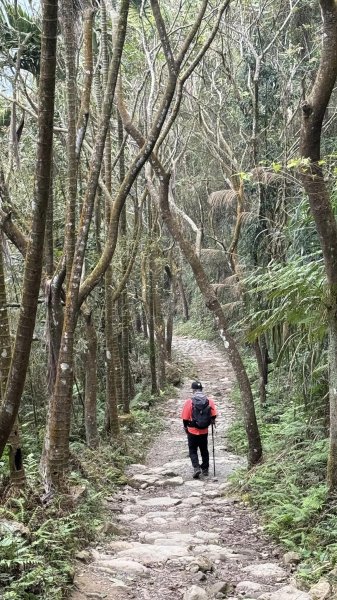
[181,396,217,435]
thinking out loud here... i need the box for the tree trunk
[299,0,337,490]
[0,237,25,486]
[153,252,166,388]
[83,309,99,449]
[177,273,189,321]
[166,261,176,362]
[118,113,131,412]
[253,339,267,408]
[105,268,120,437]
[41,0,130,489]
[61,0,78,286]
[159,174,262,466]
[0,0,58,458]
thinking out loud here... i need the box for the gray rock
[101,522,125,536]
[157,476,184,487]
[283,552,301,565]
[130,474,160,487]
[133,516,148,525]
[106,541,137,552]
[152,517,167,525]
[242,563,287,583]
[0,519,30,537]
[190,556,214,573]
[118,514,138,523]
[75,550,91,562]
[116,543,190,565]
[165,361,181,385]
[139,531,195,544]
[236,581,267,598]
[137,496,182,507]
[195,572,207,582]
[127,463,147,474]
[95,558,148,574]
[183,585,209,600]
[209,582,230,595]
[309,580,331,600]
[183,497,202,506]
[203,489,222,499]
[148,466,180,477]
[259,585,311,600]
[195,531,220,543]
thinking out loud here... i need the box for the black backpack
[190,393,212,429]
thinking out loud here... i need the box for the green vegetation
[228,355,335,585]
[0,386,166,600]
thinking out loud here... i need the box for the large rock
[210,582,230,596]
[189,555,214,573]
[0,519,30,537]
[182,497,202,506]
[309,580,331,600]
[157,476,184,487]
[137,496,182,507]
[183,585,209,600]
[283,552,301,566]
[147,466,180,477]
[195,531,220,543]
[165,361,182,385]
[116,543,190,565]
[130,474,160,487]
[236,581,268,598]
[242,563,287,583]
[95,558,148,575]
[259,585,311,600]
[140,531,196,545]
[127,463,147,475]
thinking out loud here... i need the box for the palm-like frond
[0,2,41,76]
[208,189,238,208]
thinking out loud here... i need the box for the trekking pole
[211,422,216,477]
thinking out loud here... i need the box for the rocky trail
[71,337,311,600]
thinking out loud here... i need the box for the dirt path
[71,337,306,600]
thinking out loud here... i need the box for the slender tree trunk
[83,309,99,448]
[61,0,78,286]
[159,174,262,466]
[148,261,158,395]
[300,0,337,490]
[118,114,130,412]
[141,304,148,338]
[153,251,166,388]
[253,340,267,408]
[0,0,58,457]
[101,1,120,436]
[177,273,189,321]
[166,261,176,362]
[41,1,130,489]
[0,238,25,486]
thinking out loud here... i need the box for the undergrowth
[227,355,336,586]
[0,385,169,600]
[174,319,217,341]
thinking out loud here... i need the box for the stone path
[71,337,309,600]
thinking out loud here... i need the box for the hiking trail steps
[71,337,307,600]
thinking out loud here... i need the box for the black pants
[187,432,209,470]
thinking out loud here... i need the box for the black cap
[191,381,203,390]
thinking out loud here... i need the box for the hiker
[181,381,217,479]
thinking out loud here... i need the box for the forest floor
[70,337,307,600]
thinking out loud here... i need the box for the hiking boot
[202,469,209,477]
[193,467,201,479]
